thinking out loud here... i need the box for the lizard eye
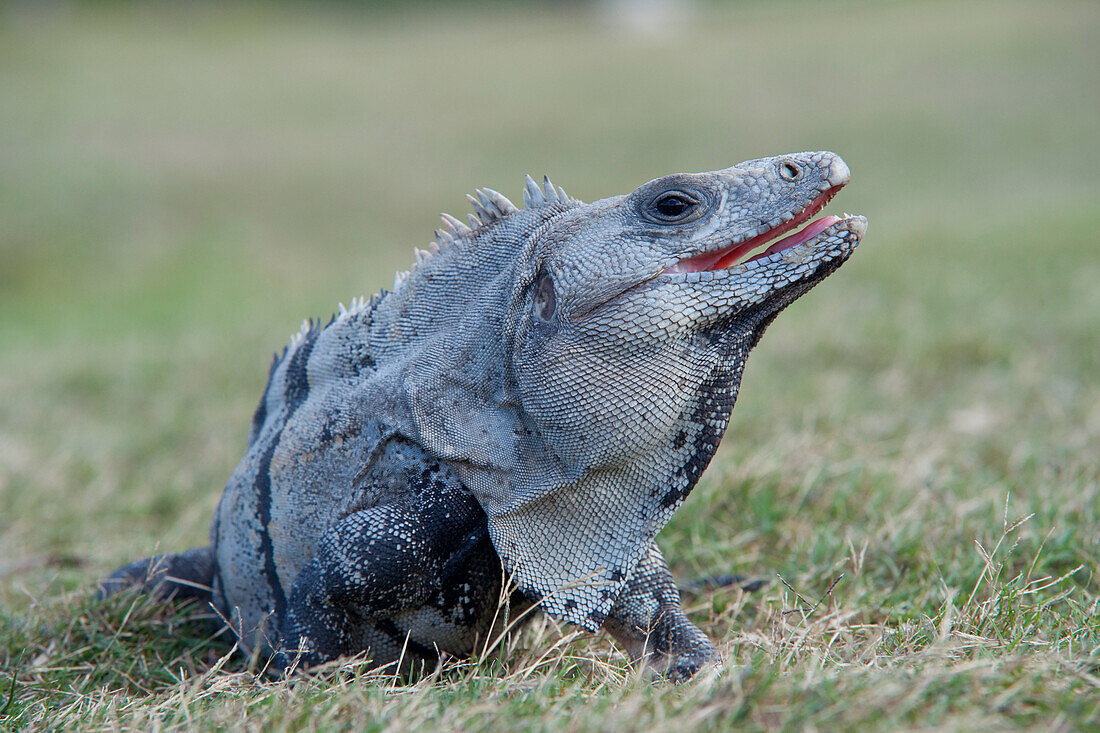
[651,192,697,221]
[651,192,695,217]
[533,270,556,322]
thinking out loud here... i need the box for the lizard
[102,151,867,682]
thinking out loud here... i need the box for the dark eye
[533,270,556,322]
[652,192,696,220]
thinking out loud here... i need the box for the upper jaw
[664,183,849,276]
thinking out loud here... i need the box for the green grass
[1,0,1098,729]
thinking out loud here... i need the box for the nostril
[779,161,801,181]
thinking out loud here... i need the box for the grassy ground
[1,0,1098,729]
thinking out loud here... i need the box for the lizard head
[513,151,866,471]
[496,152,865,625]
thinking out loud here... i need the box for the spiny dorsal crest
[282,176,576,370]
[389,176,581,293]
[288,318,313,348]
[419,175,575,262]
[466,187,519,225]
[522,174,573,210]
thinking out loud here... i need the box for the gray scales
[103,151,867,682]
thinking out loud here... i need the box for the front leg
[279,469,502,673]
[602,542,717,683]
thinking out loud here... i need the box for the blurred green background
[1,0,1097,593]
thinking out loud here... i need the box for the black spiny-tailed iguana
[103,151,867,682]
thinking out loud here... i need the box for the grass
[1,0,1098,729]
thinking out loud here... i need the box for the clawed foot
[647,640,719,683]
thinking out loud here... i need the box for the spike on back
[440,212,470,236]
[542,176,557,202]
[523,174,573,208]
[435,228,455,248]
[391,177,576,296]
[523,174,544,208]
[467,188,518,223]
[287,318,315,350]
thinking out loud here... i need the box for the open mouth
[666,185,848,274]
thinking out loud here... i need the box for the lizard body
[105,152,866,681]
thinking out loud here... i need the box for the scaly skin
[103,152,866,681]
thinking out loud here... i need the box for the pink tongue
[747,215,840,263]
